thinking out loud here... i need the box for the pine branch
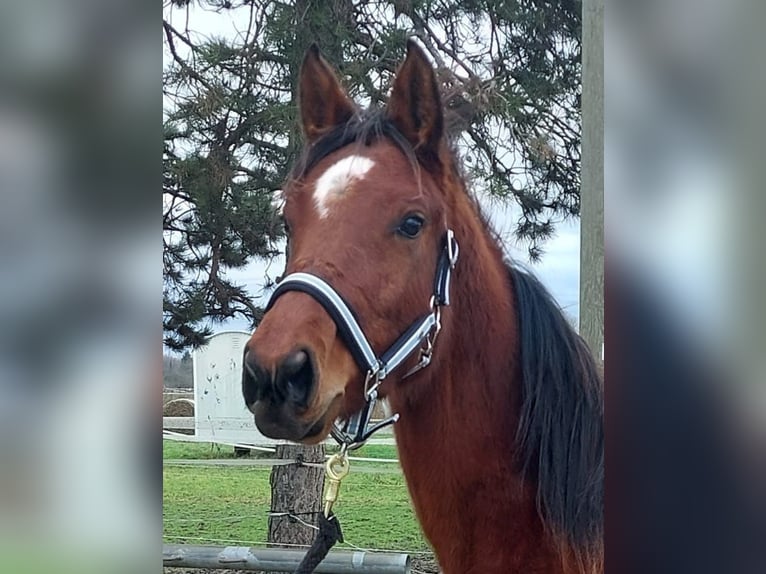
[163,20,217,93]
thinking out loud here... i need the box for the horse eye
[397,215,425,238]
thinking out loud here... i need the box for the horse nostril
[278,350,315,407]
[242,349,270,405]
[282,350,308,376]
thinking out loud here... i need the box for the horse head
[243,42,456,443]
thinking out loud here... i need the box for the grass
[163,439,262,459]
[163,440,429,552]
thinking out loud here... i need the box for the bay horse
[243,41,603,574]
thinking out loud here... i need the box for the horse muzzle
[249,399,328,442]
[242,347,323,441]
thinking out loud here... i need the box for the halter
[265,229,459,450]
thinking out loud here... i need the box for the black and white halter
[265,229,459,449]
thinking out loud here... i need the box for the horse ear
[387,40,444,161]
[299,44,356,144]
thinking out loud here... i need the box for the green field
[163,440,430,553]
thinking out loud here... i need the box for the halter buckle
[402,345,433,379]
[364,369,383,398]
[402,309,441,380]
[330,386,399,451]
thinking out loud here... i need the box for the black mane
[510,264,604,550]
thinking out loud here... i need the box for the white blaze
[313,155,375,218]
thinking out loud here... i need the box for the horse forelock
[291,110,417,182]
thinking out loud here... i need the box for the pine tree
[163,0,581,347]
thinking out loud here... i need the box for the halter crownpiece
[265,229,459,449]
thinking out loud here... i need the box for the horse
[242,41,603,574]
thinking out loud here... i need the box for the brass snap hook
[323,452,350,517]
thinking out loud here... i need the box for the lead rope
[293,449,350,573]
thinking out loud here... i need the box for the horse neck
[386,193,560,571]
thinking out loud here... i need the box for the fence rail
[163,544,410,573]
[163,417,396,445]
[163,416,195,430]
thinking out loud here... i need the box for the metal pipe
[162,544,411,573]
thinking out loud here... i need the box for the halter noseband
[265,229,459,449]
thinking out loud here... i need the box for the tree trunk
[268,443,325,546]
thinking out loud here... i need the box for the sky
[164,4,583,334]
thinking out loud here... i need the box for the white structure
[193,330,282,446]
[191,330,395,447]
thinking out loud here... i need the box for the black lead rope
[293,512,344,574]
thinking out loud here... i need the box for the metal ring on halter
[364,370,380,398]
[429,296,442,333]
[446,228,459,267]
[330,429,366,452]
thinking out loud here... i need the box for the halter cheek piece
[265,229,459,450]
